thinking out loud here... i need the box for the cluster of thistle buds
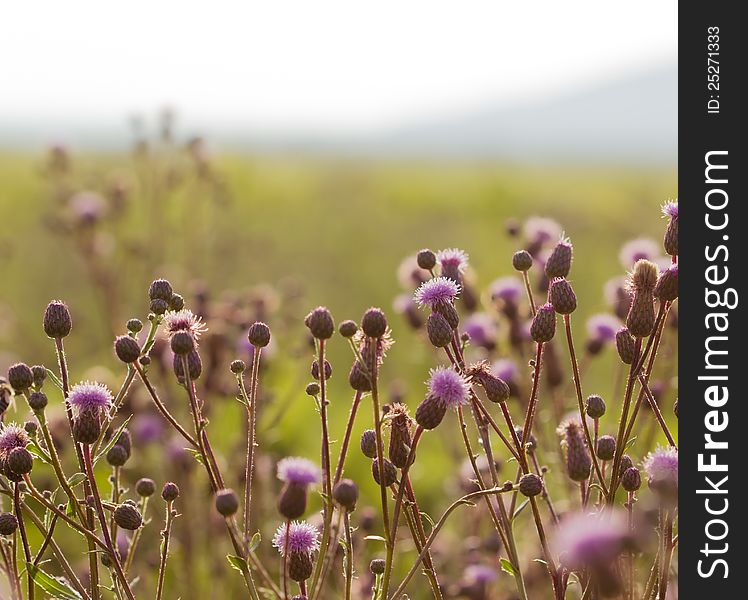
[0,199,677,600]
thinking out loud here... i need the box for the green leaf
[28,563,83,599]
[226,554,249,575]
[66,500,77,519]
[44,370,64,392]
[67,472,87,488]
[624,436,638,450]
[26,440,52,464]
[248,531,262,553]
[419,511,435,530]
[512,499,530,521]
[500,558,517,576]
[93,415,133,465]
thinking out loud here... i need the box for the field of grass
[0,147,677,598]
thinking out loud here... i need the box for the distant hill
[1,65,676,163]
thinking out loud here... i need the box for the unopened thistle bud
[7,363,34,394]
[415,395,447,430]
[148,279,173,302]
[427,312,453,348]
[559,421,592,482]
[585,394,606,419]
[387,405,413,468]
[162,482,180,502]
[6,447,33,478]
[173,349,202,382]
[215,488,240,516]
[0,513,18,536]
[24,421,38,436]
[622,467,642,492]
[530,304,557,343]
[114,335,141,363]
[113,504,143,530]
[371,458,397,486]
[73,410,101,445]
[544,238,573,278]
[596,435,616,461]
[626,260,658,338]
[361,307,387,338]
[43,300,72,338]
[106,445,129,467]
[247,322,271,347]
[305,382,320,396]
[549,278,577,314]
[370,558,386,575]
[168,293,185,311]
[310,359,332,381]
[170,331,195,355]
[305,307,335,340]
[28,391,48,411]
[615,327,637,364]
[479,374,510,403]
[360,429,377,459]
[289,550,314,583]
[150,298,169,315]
[512,250,533,272]
[126,318,143,333]
[230,359,246,374]
[31,365,47,387]
[332,479,359,512]
[518,472,543,497]
[417,249,437,270]
[619,455,634,474]
[654,265,678,302]
[135,478,156,497]
[435,301,460,329]
[662,201,678,257]
[348,361,371,392]
[338,320,358,338]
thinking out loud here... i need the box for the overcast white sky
[2,1,676,135]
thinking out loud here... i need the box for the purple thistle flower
[277,457,321,487]
[436,248,469,273]
[69,191,106,224]
[272,520,320,556]
[643,446,678,489]
[619,238,660,268]
[489,277,524,304]
[132,413,165,444]
[491,359,518,383]
[68,381,113,415]
[397,255,429,290]
[464,563,498,584]
[427,367,471,410]
[586,314,621,344]
[661,200,678,219]
[414,277,460,308]
[163,309,207,341]
[523,217,562,246]
[552,510,629,569]
[462,313,497,348]
[0,424,29,457]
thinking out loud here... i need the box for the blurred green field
[0,149,677,598]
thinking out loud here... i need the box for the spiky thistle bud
[43,300,72,338]
[426,312,453,348]
[518,472,543,497]
[622,467,642,492]
[615,327,637,364]
[596,435,616,461]
[0,513,18,536]
[559,421,592,482]
[162,482,180,502]
[387,404,413,468]
[662,201,678,256]
[173,349,202,382]
[24,421,38,436]
[28,391,48,411]
[31,365,47,387]
[654,265,678,302]
[136,478,156,497]
[247,322,271,347]
[305,307,335,340]
[626,260,658,338]
[478,373,510,404]
[348,361,371,392]
[310,360,332,381]
[361,308,387,338]
[113,504,143,530]
[619,455,634,475]
[289,550,314,583]
[7,363,34,394]
[416,249,437,270]
[338,320,358,338]
[114,335,141,363]
[127,318,143,333]
[512,250,533,272]
[6,447,33,478]
[332,479,359,512]
[148,279,173,302]
[415,395,447,430]
[360,429,377,459]
[72,410,101,445]
[370,558,386,575]
[530,304,557,343]
[150,299,169,315]
[169,293,185,311]
[230,359,246,374]
[106,445,129,467]
[215,488,240,516]
[549,278,577,314]
[170,331,195,355]
[305,382,320,396]
[545,238,573,278]
[585,395,606,419]
[371,458,397,487]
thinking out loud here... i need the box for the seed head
[305,307,335,339]
[7,363,34,393]
[478,373,510,404]
[585,395,606,419]
[113,504,143,530]
[626,292,656,338]
[215,488,240,516]
[114,335,141,363]
[596,435,616,461]
[43,300,72,338]
[387,403,413,468]
[654,264,678,302]
[361,308,387,338]
[161,482,180,502]
[628,259,659,293]
[549,278,577,314]
[416,249,437,270]
[530,303,557,343]
[512,250,533,272]
[135,478,156,497]
[360,429,377,459]
[332,479,359,512]
[558,420,592,482]
[518,472,543,497]
[0,513,18,536]
[148,279,173,302]
[544,237,573,278]
[247,322,271,348]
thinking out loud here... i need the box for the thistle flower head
[489,277,524,304]
[491,359,518,383]
[68,381,113,415]
[661,200,678,219]
[619,238,659,268]
[462,313,497,348]
[586,314,621,343]
[427,367,471,410]
[276,457,321,487]
[397,255,429,289]
[414,277,460,308]
[643,446,678,489]
[163,309,207,341]
[552,510,629,569]
[272,521,320,556]
[0,424,29,456]
[436,248,469,273]
[524,217,562,246]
